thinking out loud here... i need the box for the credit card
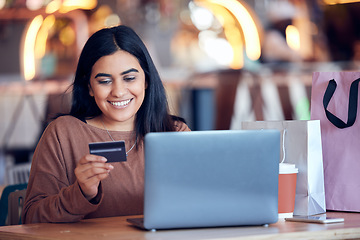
[89,141,127,162]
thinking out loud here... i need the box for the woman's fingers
[77,154,113,174]
[79,154,107,164]
[75,154,114,200]
[77,161,113,175]
[77,164,113,181]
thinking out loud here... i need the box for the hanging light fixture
[194,0,262,69]
[22,15,44,81]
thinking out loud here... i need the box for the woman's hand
[75,154,114,201]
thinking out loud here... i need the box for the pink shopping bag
[311,72,360,212]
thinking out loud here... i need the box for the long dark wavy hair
[69,25,184,143]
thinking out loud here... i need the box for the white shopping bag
[242,120,326,216]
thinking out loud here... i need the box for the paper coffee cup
[278,163,298,218]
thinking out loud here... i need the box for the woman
[23,25,190,224]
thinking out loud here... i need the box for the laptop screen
[140,129,280,230]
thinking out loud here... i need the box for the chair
[8,189,27,225]
[0,183,27,226]
[7,162,31,185]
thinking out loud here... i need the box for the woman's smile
[109,99,132,108]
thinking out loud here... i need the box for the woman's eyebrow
[121,68,139,75]
[95,73,112,78]
[94,68,139,78]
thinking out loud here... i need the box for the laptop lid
[140,129,280,230]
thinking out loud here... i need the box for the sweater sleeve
[22,119,103,224]
[174,121,191,132]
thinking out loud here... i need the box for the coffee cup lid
[279,163,298,174]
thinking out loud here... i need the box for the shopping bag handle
[323,78,360,129]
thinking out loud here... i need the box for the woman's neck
[87,115,135,132]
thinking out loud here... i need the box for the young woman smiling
[88,50,147,131]
[22,25,190,224]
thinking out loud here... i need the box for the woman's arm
[22,119,112,223]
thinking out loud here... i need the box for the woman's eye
[124,76,136,81]
[98,78,112,84]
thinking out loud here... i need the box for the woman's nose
[111,80,127,97]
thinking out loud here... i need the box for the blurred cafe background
[0,0,359,185]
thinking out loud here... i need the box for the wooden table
[0,212,359,240]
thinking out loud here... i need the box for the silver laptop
[127,129,280,230]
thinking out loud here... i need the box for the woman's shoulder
[43,115,86,136]
[35,115,85,146]
[49,115,85,127]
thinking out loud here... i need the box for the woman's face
[89,50,146,130]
